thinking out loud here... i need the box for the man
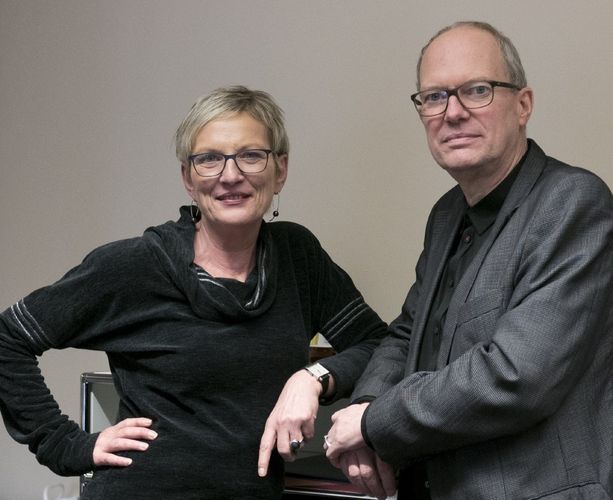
[324,21,613,500]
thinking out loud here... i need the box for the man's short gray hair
[416,21,527,91]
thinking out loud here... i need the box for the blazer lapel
[437,140,548,367]
[407,190,466,372]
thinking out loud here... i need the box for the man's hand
[257,369,321,477]
[324,402,369,464]
[93,417,157,467]
[336,447,396,500]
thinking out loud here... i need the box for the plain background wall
[1,1,612,498]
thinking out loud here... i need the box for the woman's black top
[0,206,387,499]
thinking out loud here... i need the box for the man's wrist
[360,401,374,449]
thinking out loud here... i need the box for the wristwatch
[304,362,330,399]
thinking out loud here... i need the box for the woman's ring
[290,439,303,453]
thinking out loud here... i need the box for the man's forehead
[429,25,496,49]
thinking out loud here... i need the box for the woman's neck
[193,221,260,282]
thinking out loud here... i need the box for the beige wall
[1,1,612,498]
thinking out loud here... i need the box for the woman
[0,86,387,499]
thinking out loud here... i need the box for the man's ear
[517,86,534,127]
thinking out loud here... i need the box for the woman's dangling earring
[190,199,201,224]
[268,192,280,222]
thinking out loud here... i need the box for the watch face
[307,363,329,378]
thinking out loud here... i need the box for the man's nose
[444,95,470,121]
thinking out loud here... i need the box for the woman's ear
[274,154,288,193]
[181,163,195,197]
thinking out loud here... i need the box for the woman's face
[182,112,287,232]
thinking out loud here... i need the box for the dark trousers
[397,461,431,500]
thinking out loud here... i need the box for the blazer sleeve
[350,201,444,403]
[362,168,613,468]
[349,252,425,402]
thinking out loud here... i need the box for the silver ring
[323,434,332,450]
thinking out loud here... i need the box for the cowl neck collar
[147,206,278,322]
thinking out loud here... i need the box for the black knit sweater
[0,207,387,499]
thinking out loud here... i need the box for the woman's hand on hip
[93,417,158,467]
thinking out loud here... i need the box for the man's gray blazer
[353,140,613,499]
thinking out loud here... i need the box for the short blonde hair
[174,86,290,166]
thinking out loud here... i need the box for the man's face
[418,26,532,183]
